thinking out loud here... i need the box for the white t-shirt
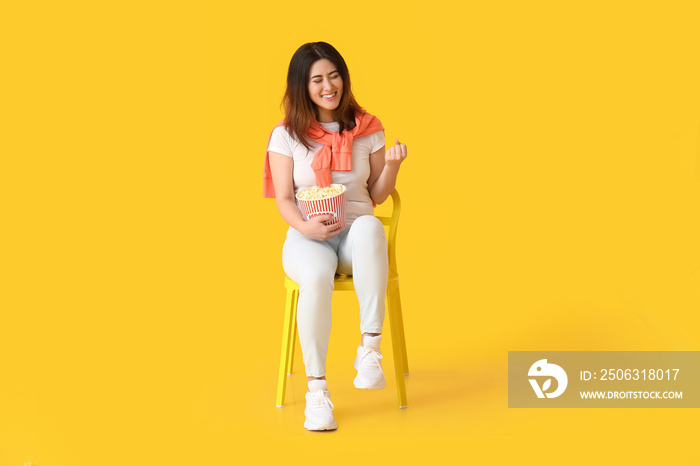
[267,121,385,227]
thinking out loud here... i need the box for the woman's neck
[316,108,335,123]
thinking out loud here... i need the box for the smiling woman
[261,42,408,431]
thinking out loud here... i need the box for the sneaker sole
[304,419,338,431]
[353,375,386,390]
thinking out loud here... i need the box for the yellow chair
[276,190,408,408]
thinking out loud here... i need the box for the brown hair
[282,42,363,150]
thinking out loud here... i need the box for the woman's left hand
[385,138,407,169]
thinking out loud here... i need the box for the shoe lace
[360,346,384,374]
[310,390,335,410]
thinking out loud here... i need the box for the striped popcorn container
[296,184,347,232]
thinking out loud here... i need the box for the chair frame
[275,190,408,408]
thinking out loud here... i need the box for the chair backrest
[375,190,401,274]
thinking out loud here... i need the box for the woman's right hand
[300,215,343,241]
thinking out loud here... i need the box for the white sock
[308,379,327,392]
[362,335,381,349]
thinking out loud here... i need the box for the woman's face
[307,59,343,122]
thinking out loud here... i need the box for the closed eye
[310,70,340,82]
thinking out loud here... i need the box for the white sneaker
[304,380,338,431]
[353,335,386,390]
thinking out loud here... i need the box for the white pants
[282,215,388,377]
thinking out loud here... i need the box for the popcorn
[296,184,345,200]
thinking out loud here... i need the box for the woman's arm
[268,151,342,241]
[367,138,408,205]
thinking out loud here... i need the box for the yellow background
[2,0,699,464]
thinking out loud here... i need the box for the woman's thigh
[282,228,339,286]
[337,216,386,275]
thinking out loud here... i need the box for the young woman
[263,42,407,431]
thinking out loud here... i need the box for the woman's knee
[297,267,336,293]
[350,216,387,250]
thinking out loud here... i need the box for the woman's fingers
[320,216,341,238]
[327,226,342,238]
[304,214,342,240]
[396,139,407,158]
[318,215,340,229]
[385,138,407,164]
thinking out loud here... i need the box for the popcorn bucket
[296,184,347,232]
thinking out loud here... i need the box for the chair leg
[285,290,299,375]
[390,287,409,375]
[387,288,407,408]
[276,287,297,407]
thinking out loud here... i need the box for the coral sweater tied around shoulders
[263,111,384,198]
